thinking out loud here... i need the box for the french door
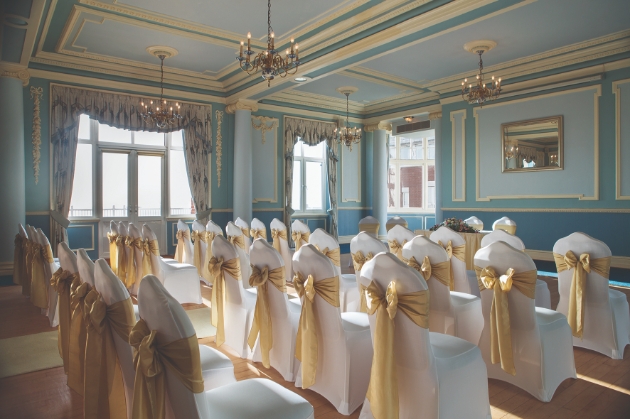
[98,148,167,257]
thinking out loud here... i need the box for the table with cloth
[414,230,488,270]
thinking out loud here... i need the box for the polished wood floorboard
[1,268,629,418]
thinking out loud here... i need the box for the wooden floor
[1,273,629,418]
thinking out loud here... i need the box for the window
[292,140,326,213]
[69,114,194,219]
[388,131,436,213]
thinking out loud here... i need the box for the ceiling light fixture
[334,87,362,151]
[404,116,414,123]
[140,48,181,130]
[461,40,502,107]
[236,0,300,87]
[294,76,309,83]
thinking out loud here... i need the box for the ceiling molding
[0,0,46,68]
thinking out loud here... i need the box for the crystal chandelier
[236,0,300,87]
[461,43,501,107]
[140,51,182,130]
[334,89,361,151]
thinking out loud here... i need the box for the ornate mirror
[501,116,563,172]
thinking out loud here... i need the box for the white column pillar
[0,69,28,266]
[226,99,258,223]
[365,122,392,237]
[430,112,443,224]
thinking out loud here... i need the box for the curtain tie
[553,251,610,338]
[271,228,287,253]
[208,256,241,347]
[365,280,429,419]
[68,277,90,395]
[175,229,190,263]
[51,268,76,373]
[387,239,407,260]
[315,245,341,267]
[293,271,339,389]
[250,228,267,240]
[291,231,310,251]
[247,265,286,368]
[474,266,537,375]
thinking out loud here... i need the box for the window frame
[68,115,195,221]
[292,139,327,216]
[387,131,436,214]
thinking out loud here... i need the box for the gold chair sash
[68,276,90,395]
[30,243,49,309]
[201,231,219,284]
[23,240,36,296]
[250,228,267,240]
[107,232,119,275]
[191,230,206,277]
[359,222,380,236]
[130,318,204,419]
[293,271,340,389]
[474,266,537,376]
[208,256,242,347]
[140,239,160,278]
[388,239,407,260]
[125,237,143,288]
[438,240,466,290]
[365,280,429,419]
[315,245,341,267]
[50,268,77,373]
[405,256,452,288]
[271,228,288,253]
[352,251,374,313]
[247,265,287,368]
[240,226,250,237]
[175,229,190,263]
[227,234,245,250]
[116,235,127,282]
[13,234,26,285]
[553,251,611,338]
[84,290,135,419]
[291,231,310,251]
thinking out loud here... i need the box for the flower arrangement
[429,217,478,233]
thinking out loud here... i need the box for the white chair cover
[291,220,310,249]
[350,232,388,297]
[492,216,517,235]
[554,232,630,359]
[475,241,576,402]
[212,235,257,359]
[138,276,314,419]
[250,239,301,381]
[250,218,267,243]
[358,252,490,419]
[142,224,202,304]
[403,236,483,345]
[58,242,79,275]
[387,225,415,260]
[37,229,60,327]
[234,217,252,254]
[178,220,195,265]
[464,216,484,231]
[226,222,252,289]
[430,226,476,294]
[309,228,360,312]
[202,220,224,284]
[386,216,407,232]
[126,223,144,295]
[358,216,380,236]
[76,249,96,289]
[293,244,372,415]
[481,230,551,309]
[270,218,293,284]
[118,222,131,281]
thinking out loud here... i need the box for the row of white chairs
[357,214,517,234]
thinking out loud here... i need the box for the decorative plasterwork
[0,67,30,86]
[225,99,259,114]
[364,122,392,132]
[251,116,279,144]
[429,111,442,120]
[215,110,224,187]
[613,78,630,200]
[30,86,43,185]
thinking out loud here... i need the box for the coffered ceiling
[4,0,630,117]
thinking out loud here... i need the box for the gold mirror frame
[501,115,563,173]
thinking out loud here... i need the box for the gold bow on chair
[239,226,250,238]
[291,231,310,251]
[13,234,26,285]
[351,251,374,313]
[553,250,611,338]
[191,230,207,277]
[139,239,160,278]
[125,237,142,288]
[438,240,466,290]
[387,239,407,260]
[271,228,288,253]
[406,256,452,288]
[208,256,242,347]
[365,280,429,419]
[175,229,190,263]
[116,235,128,282]
[107,232,119,275]
[129,318,204,419]
[227,234,245,250]
[475,266,537,376]
[50,268,77,373]
[293,271,340,389]
[67,276,90,395]
[315,245,341,267]
[23,240,36,296]
[250,228,267,240]
[247,265,287,368]
[30,243,49,309]
[201,231,219,284]
[84,290,136,419]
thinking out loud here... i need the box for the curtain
[284,117,338,244]
[181,108,212,223]
[50,85,212,253]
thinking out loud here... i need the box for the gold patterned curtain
[49,84,212,252]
